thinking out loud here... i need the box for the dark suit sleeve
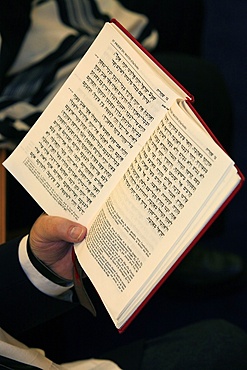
[0,237,79,337]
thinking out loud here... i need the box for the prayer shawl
[0,0,158,150]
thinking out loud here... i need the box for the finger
[34,214,87,243]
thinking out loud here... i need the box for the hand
[29,214,87,280]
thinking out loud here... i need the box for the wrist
[18,235,73,298]
[27,236,72,287]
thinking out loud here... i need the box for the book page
[75,99,239,326]
[3,22,186,225]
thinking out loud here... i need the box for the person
[1,213,247,369]
[0,1,245,364]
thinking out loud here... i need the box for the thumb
[31,214,87,244]
[68,223,87,243]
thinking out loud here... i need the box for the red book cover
[110,18,245,333]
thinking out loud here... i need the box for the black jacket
[0,237,78,337]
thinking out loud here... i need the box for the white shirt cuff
[18,235,73,298]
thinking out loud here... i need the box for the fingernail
[70,226,84,241]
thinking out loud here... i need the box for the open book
[3,20,244,332]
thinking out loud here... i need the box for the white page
[3,22,186,224]
[114,167,241,328]
[75,99,237,326]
